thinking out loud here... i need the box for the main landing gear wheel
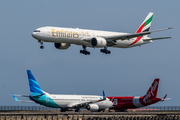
[100,48,111,54]
[75,109,79,112]
[40,46,44,49]
[80,45,90,55]
[60,108,66,112]
[80,50,90,55]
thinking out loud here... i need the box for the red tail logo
[143,79,159,103]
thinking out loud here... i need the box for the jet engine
[91,37,107,47]
[86,104,99,112]
[54,43,70,50]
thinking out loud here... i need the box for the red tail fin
[143,79,159,103]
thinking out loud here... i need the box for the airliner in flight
[107,79,170,112]
[12,70,113,112]
[32,12,173,55]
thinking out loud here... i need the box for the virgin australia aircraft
[32,12,173,55]
[12,70,113,112]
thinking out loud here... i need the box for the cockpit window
[34,30,40,32]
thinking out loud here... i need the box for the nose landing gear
[38,40,44,49]
[80,45,90,55]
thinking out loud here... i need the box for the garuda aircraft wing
[104,27,173,41]
[67,91,106,108]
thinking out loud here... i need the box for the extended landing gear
[75,108,79,112]
[122,109,128,112]
[38,40,44,49]
[80,45,90,55]
[100,47,111,54]
[98,109,105,112]
[80,50,90,55]
[60,108,66,112]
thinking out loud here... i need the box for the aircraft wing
[68,91,106,108]
[104,27,173,41]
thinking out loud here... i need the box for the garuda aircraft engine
[54,43,70,50]
[86,104,100,112]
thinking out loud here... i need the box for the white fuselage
[32,26,152,48]
[38,92,113,110]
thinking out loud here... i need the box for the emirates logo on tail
[143,80,159,103]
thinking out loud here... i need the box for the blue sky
[0,1,179,107]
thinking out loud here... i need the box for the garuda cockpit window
[34,30,40,32]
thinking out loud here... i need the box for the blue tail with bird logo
[27,70,44,96]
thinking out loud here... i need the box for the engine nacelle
[54,43,70,50]
[91,37,107,47]
[86,104,99,112]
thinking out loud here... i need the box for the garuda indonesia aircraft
[32,12,172,55]
[107,79,170,112]
[12,70,113,112]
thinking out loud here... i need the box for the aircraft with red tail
[107,79,169,112]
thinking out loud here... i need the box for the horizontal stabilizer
[163,98,172,101]
[10,93,29,97]
[161,94,171,101]
[143,37,172,41]
[12,93,19,101]
[11,93,34,103]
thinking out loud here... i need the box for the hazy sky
[0,1,179,107]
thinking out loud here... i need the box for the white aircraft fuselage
[40,92,112,110]
[31,12,172,55]
[32,26,152,48]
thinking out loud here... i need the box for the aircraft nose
[32,32,38,39]
[31,32,35,37]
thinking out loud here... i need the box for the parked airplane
[12,70,113,112]
[32,12,173,55]
[107,79,170,112]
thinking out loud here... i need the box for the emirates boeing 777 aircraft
[32,12,172,55]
